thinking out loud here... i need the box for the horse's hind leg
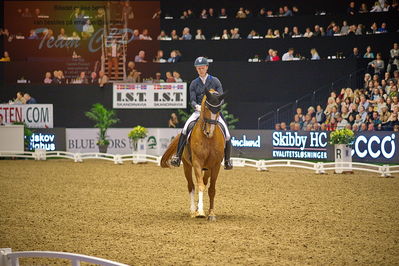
[208,164,221,222]
[183,161,196,217]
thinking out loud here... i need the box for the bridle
[201,99,224,131]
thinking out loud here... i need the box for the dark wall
[0,59,360,129]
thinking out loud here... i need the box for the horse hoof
[196,210,206,218]
[207,216,217,222]
[190,212,196,218]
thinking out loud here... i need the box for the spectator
[236,7,246,18]
[89,72,98,84]
[364,46,375,59]
[310,48,320,60]
[98,70,109,87]
[292,26,302,38]
[154,72,164,83]
[275,123,281,130]
[70,31,80,40]
[265,49,274,61]
[219,8,228,18]
[43,72,52,84]
[368,53,385,75]
[0,51,10,62]
[370,111,382,127]
[107,39,121,80]
[341,21,350,35]
[316,105,326,123]
[168,113,179,128]
[57,28,67,40]
[200,9,207,19]
[126,61,141,82]
[282,48,294,61]
[370,1,383,12]
[139,29,152,40]
[173,71,182,82]
[208,8,216,18]
[313,25,322,37]
[282,27,292,38]
[326,117,337,131]
[378,22,388,33]
[359,3,368,13]
[387,43,399,73]
[75,71,88,84]
[244,9,253,18]
[349,47,361,59]
[347,2,357,15]
[273,30,281,38]
[14,92,25,104]
[336,114,349,129]
[271,50,280,61]
[360,123,368,131]
[132,29,140,40]
[180,27,192,40]
[277,7,285,16]
[168,50,181,63]
[258,8,266,18]
[165,72,175,82]
[283,6,293,16]
[231,28,240,39]
[24,93,37,104]
[180,10,188,19]
[170,30,179,40]
[153,50,166,63]
[157,30,168,40]
[280,122,288,130]
[82,20,94,39]
[195,29,205,40]
[303,28,313,38]
[134,50,147,63]
[264,29,274,38]
[221,29,230,39]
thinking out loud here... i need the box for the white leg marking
[190,190,196,212]
[198,191,204,212]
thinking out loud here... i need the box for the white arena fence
[0,248,128,266]
[0,150,398,177]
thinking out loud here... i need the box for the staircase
[101,5,127,82]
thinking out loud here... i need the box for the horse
[161,89,227,221]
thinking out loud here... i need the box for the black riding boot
[170,133,187,167]
[224,140,233,170]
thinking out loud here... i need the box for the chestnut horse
[161,89,226,221]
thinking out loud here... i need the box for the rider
[170,56,233,170]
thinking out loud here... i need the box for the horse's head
[200,89,227,138]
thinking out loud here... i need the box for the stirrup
[224,159,233,170]
[170,154,181,167]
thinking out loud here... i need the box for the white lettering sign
[0,104,54,128]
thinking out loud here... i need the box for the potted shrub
[329,128,355,174]
[128,125,148,153]
[85,103,119,153]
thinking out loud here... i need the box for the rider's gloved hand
[195,105,201,112]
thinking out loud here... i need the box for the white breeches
[182,111,231,140]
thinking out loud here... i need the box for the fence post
[0,248,12,266]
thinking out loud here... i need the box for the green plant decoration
[85,103,119,146]
[329,128,355,145]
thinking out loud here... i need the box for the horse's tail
[160,133,180,168]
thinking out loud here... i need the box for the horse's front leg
[193,161,206,218]
[208,164,221,222]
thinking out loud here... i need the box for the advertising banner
[0,104,54,128]
[66,128,180,155]
[272,131,329,160]
[29,128,66,151]
[351,131,399,163]
[113,83,187,109]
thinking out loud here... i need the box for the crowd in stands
[275,44,399,132]
[159,1,399,19]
